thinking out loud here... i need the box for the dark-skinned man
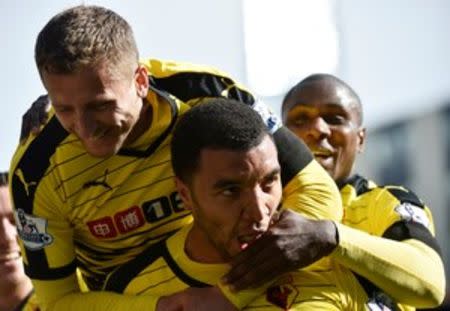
[281,73,446,310]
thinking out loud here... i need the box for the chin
[89,149,118,158]
[84,141,122,158]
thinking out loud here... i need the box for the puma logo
[15,169,37,196]
[83,169,112,190]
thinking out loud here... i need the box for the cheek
[271,186,283,210]
[329,129,347,146]
[54,113,72,131]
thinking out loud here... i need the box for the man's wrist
[317,220,339,256]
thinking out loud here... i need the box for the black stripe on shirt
[385,187,424,208]
[338,174,371,195]
[383,221,441,255]
[118,85,179,158]
[104,239,167,292]
[11,117,70,278]
[151,72,255,105]
[273,127,313,186]
[24,259,76,280]
[11,116,69,215]
[162,246,209,288]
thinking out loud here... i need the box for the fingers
[37,95,50,124]
[19,112,32,144]
[223,236,270,284]
[19,95,50,144]
[223,235,279,289]
[224,238,290,291]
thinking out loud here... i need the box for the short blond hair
[35,5,139,79]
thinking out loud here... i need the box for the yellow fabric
[10,58,340,311]
[332,176,445,309]
[21,292,40,311]
[105,224,369,310]
[282,159,342,221]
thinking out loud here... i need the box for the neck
[185,225,228,264]
[124,99,153,146]
[0,279,33,311]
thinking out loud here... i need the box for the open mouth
[238,233,263,250]
[91,128,110,141]
[312,149,333,158]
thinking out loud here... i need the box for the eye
[220,186,241,198]
[262,174,280,192]
[93,102,111,112]
[54,106,71,113]
[323,114,347,125]
[288,113,310,127]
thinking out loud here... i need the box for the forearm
[332,223,445,307]
[33,276,158,311]
[45,292,157,311]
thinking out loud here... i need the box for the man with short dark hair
[105,98,369,310]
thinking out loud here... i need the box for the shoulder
[140,58,229,78]
[104,238,169,293]
[379,184,425,207]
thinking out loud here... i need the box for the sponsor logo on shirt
[87,192,186,239]
[15,209,53,250]
[394,202,430,228]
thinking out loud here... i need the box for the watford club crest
[266,275,299,310]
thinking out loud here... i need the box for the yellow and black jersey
[9,59,341,310]
[334,174,443,311]
[14,291,40,311]
[105,224,368,311]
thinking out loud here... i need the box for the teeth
[238,233,262,244]
[239,236,253,243]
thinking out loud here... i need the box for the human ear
[134,65,149,98]
[357,127,366,153]
[174,177,193,211]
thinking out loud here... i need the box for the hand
[222,209,338,291]
[20,95,51,144]
[156,286,237,311]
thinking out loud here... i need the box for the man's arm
[332,224,445,308]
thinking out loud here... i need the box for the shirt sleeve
[34,277,159,311]
[331,186,446,308]
[10,139,160,311]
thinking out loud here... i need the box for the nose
[74,111,97,140]
[0,216,17,248]
[305,117,331,141]
[243,187,271,229]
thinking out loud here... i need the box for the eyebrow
[212,179,240,190]
[212,167,281,189]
